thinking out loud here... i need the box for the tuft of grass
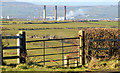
[2,58,120,71]
[86,57,120,71]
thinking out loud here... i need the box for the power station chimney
[43,5,46,20]
[55,6,57,21]
[64,6,66,20]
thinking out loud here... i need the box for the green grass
[2,21,117,37]
[2,21,119,71]
[90,21,118,26]
[2,59,120,71]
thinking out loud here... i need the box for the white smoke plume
[66,9,85,19]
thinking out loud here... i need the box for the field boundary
[2,30,120,67]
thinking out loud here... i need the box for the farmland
[1,21,118,36]
[1,21,120,71]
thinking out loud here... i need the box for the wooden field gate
[1,30,85,67]
[26,30,85,67]
[1,30,120,67]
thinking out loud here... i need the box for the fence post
[78,30,85,65]
[64,55,69,67]
[17,31,27,64]
[43,41,45,66]
[0,34,3,66]
[75,59,78,67]
[62,40,64,66]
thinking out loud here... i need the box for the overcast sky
[1,0,120,2]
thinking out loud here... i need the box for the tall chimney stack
[55,6,57,21]
[64,6,66,20]
[43,5,46,20]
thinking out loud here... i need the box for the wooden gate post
[75,59,78,67]
[64,55,69,67]
[17,31,27,64]
[0,34,2,66]
[78,30,85,65]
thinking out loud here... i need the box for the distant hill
[1,2,118,20]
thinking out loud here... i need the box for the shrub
[69,28,120,62]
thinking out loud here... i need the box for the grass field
[90,21,118,26]
[1,21,120,71]
[2,21,118,37]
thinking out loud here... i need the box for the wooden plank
[17,33,20,64]
[78,30,85,65]
[28,51,78,57]
[37,57,79,63]
[64,56,69,67]
[3,46,20,50]
[37,63,77,68]
[20,31,27,63]
[82,31,85,65]
[44,63,80,67]
[79,30,83,65]
[62,40,64,66]
[2,36,22,39]
[26,45,79,50]
[3,56,19,59]
[26,37,80,43]
[75,59,78,67]
[43,41,45,66]
[17,31,27,64]
[0,34,3,65]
